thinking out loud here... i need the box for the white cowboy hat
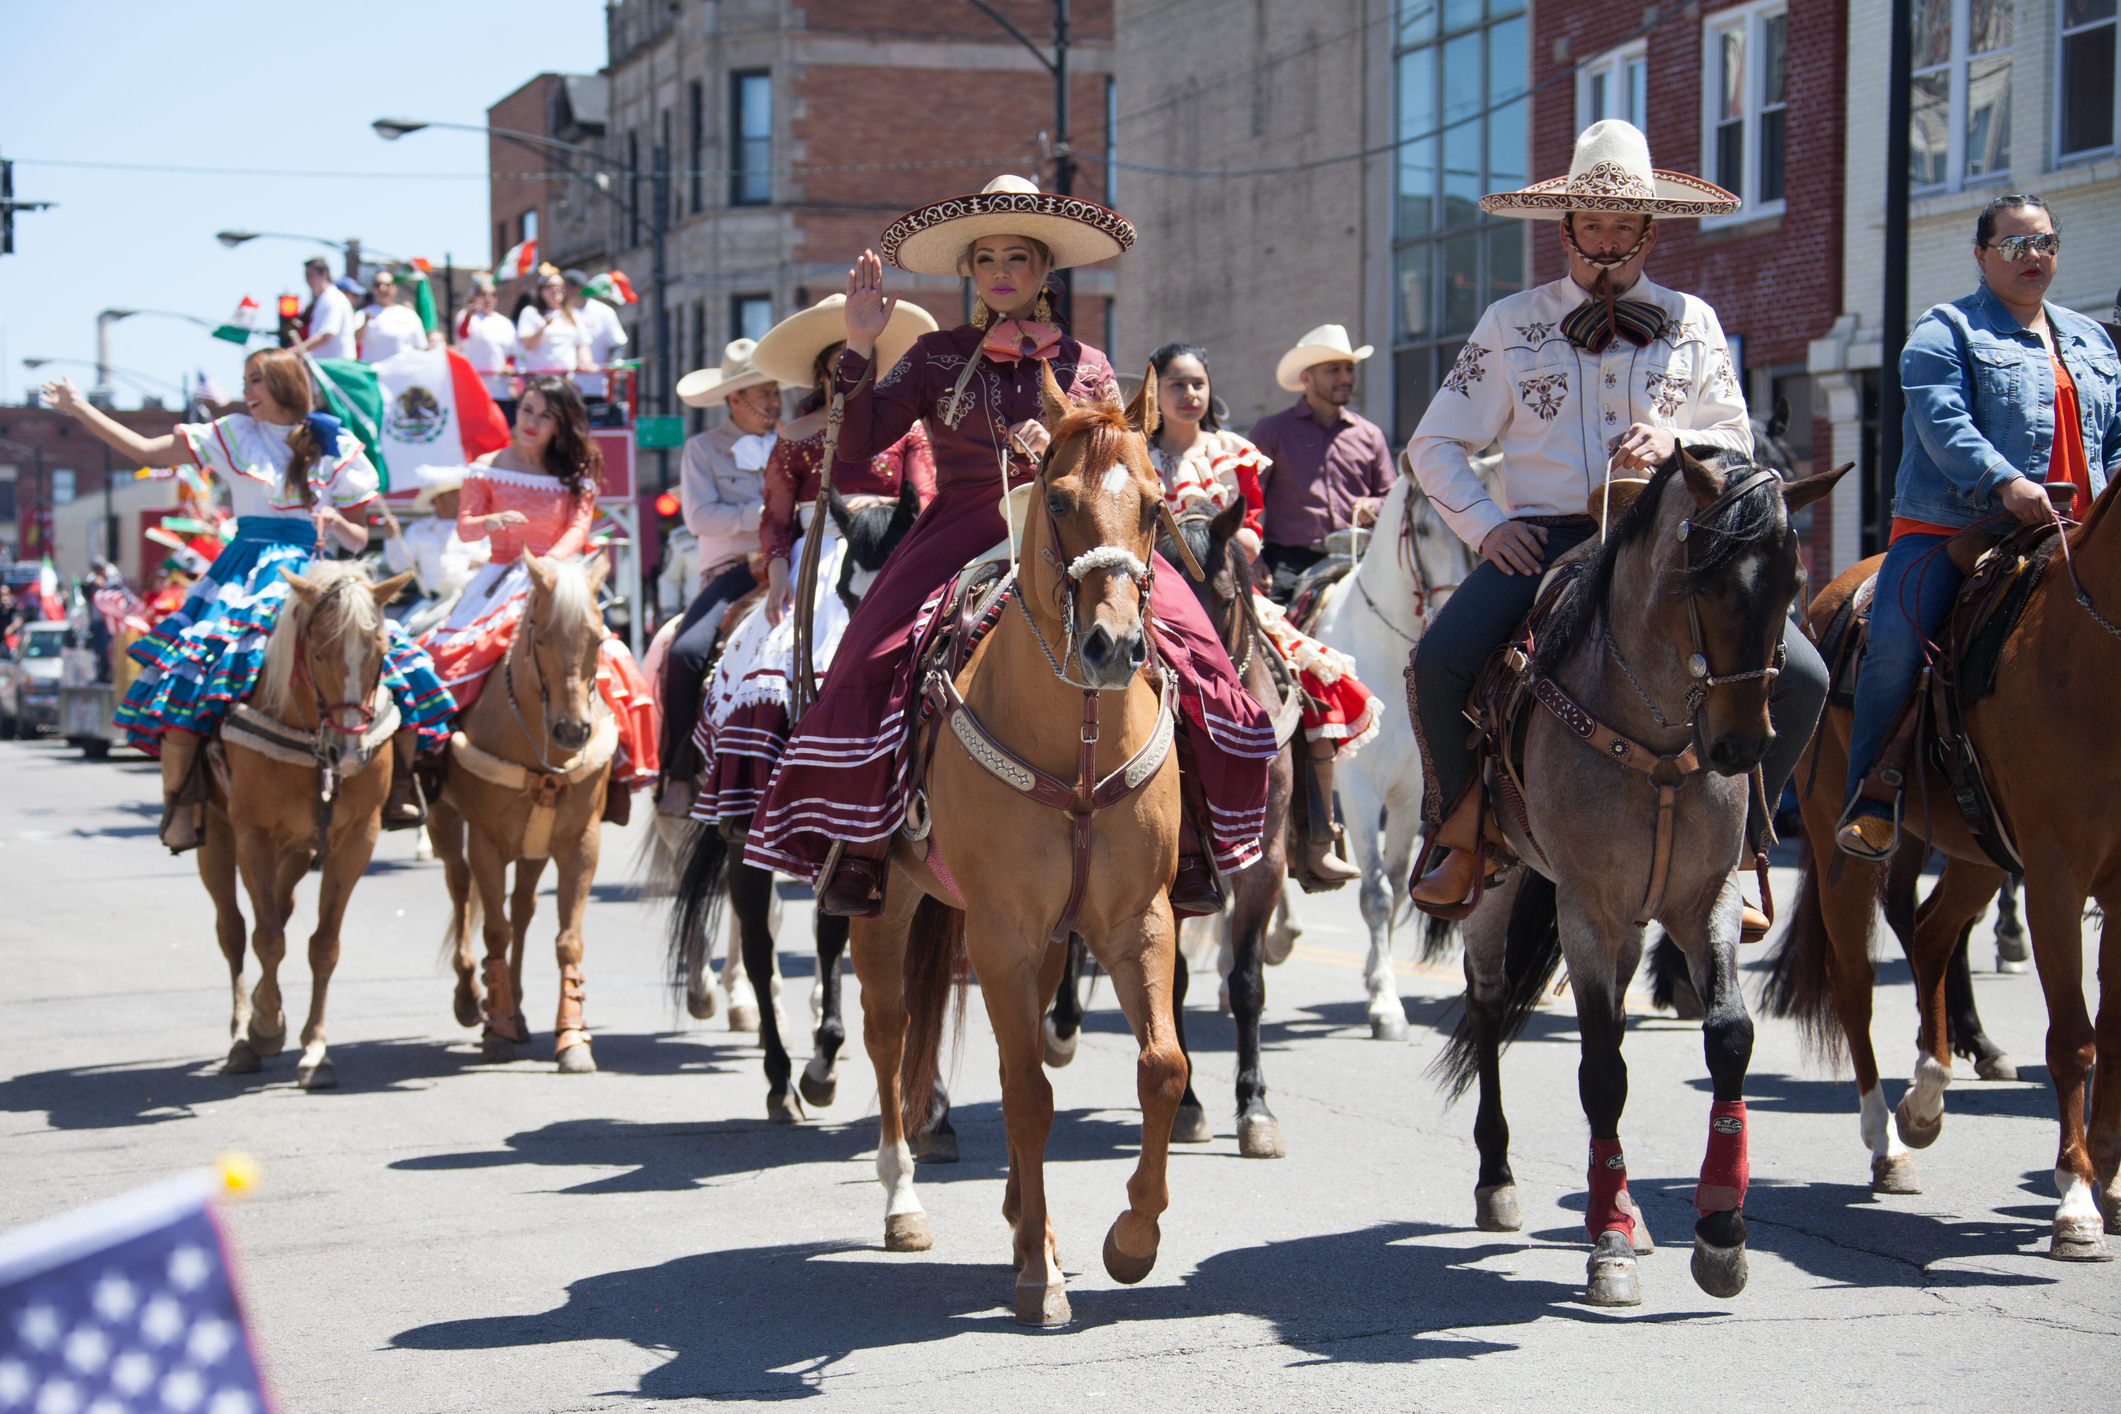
[750,294,939,389]
[881,174,1137,276]
[411,473,464,514]
[677,338,780,407]
[1480,120,1740,221]
[1275,324,1374,392]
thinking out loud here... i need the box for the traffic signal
[654,491,680,520]
[277,294,303,347]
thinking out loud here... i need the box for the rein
[279,580,388,848]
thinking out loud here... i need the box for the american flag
[0,1173,271,1414]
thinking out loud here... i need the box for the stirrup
[818,854,886,918]
[1834,792,1900,862]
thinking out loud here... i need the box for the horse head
[519,551,608,752]
[830,479,922,610]
[1161,495,1251,659]
[1028,359,1164,691]
[263,563,413,750]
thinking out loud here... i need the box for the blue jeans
[1844,532,1962,813]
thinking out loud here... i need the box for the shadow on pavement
[1683,1069,2058,1120]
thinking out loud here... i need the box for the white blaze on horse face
[1100,462,1132,504]
[338,605,369,723]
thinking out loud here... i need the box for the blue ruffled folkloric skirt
[115,517,456,756]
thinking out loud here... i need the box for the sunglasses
[1985,233,2060,260]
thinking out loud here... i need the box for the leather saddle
[1283,554,1354,634]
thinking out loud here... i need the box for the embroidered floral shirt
[759,421,936,562]
[1407,275,1753,551]
[455,462,596,560]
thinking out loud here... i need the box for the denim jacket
[1894,283,2121,529]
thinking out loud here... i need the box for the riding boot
[817,848,888,918]
[1171,813,1224,918]
[157,727,203,855]
[383,729,425,830]
[601,779,632,826]
[1410,789,1483,909]
[1295,746,1361,891]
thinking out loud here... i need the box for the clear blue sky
[0,1,607,411]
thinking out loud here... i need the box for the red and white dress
[1151,430,1380,759]
[417,461,660,786]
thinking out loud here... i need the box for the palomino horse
[1430,450,1844,1306]
[1766,495,2121,1257]
[428,552,614,1073]
[852,366,1190,1326]
[1308,456,1492,1037]
[200,560,415,1088]
[664,483,934,1128]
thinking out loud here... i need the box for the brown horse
[1768,494,2121,1258]
[428,553,614,1073]
[199,560,415,1088]
[846,364,1189,1326]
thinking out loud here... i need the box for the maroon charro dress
[742,324,1276,881]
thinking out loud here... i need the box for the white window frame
[1699,0,1790,226]
[1906,0,2017,193]
[1577,40,1649,133]
[2057,0,2121,164]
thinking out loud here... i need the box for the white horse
[1305,452,1497,1038]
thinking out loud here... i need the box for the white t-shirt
[573,298,629,398]
[305,285,357,361]
[517,305,583,375]
[359,304,427,364]
[458,310,520,397]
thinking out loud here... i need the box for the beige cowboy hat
[881,173,1137,276]
[750,294,939,389]
[1276,323,1374,392]
[677,338,780,407]
[411,472,464,514]
[1480,120,1740,221]
[1587,476,1654,527]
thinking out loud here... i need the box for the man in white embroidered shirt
[1404,120,1829,925]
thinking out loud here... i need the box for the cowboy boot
[157,727,203,855]
[817,850,888,918]
[1298,748,1361,891]
[1410,789,1484,909]
[601,778,632,825]
[383,728,425,830]
[1171,813,1224,918]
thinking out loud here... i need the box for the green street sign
[634,415,686,449]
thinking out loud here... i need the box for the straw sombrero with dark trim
[1480,121,1739,221]
[881,174,1136,275]
[750,295,938,389]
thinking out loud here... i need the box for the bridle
[1013,448,1162,690]
[501,584,603,772]
[285,579,387,845]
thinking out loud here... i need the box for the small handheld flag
[211,296,262,346]
[585,270,637,305]
[496,239,537,281]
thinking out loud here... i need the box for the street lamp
[92,309,220,409]
[213,229,395,277]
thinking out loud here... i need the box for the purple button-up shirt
[1248,398,1397,548]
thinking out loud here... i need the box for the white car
[0,622,69,736]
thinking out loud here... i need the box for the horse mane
[541,556,595,625]
[1049,399,1140,472]
[256,560,380,715]
[1530,451,1786,678]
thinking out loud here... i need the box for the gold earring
[970,298,993,330]
[1034,290,1053,324]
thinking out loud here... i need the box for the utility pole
[965,1,1075,326]
[345,238,362,282]
[1877,0,1913,558]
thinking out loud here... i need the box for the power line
[14,155,1038,181]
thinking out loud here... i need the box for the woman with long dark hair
[39,348,454,847]
[419,376,658,796]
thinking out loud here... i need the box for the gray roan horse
[1430,448,1844,1306]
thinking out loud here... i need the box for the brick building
[487,72,611,313]
[0,405,181,581]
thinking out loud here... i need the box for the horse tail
[1756,839,1847,1067]
[899,896,968,1138]
[1419,913,1458,965]
[1429,872,1562,1102]
[665,825,730,1004]
[1646,932,1692,1011]
[631,816,695,900]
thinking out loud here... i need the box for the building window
[1700,3,1790,219]
[2061,0,2119,157]
[732,293,773,345]
[1104,76,1119,207]
[521,209,538,245]
[1577,40,1647,132]
[1909,0,2014,190]
[689,81,706,213]
[1391,0,1527,441]
[731,71,772,206]
[51,469,75,506]
[494,221,506,265]
[627,129,642,247]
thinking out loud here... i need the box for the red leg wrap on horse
[1694,1099,1749,1215]
[1586,1138,1635,1243]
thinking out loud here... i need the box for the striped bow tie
[1562,297,1667,354]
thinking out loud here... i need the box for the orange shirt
[1892,351,2094,542]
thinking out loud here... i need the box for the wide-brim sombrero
[678,337,781,407]
[751,295,938,389]
[1480,120,1739,221]
[882,174,1136,276]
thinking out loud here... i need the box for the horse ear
[824,485,853,540]
[1675,445,1725,508]
[279,568,319,603]
[1767,395,1792,441]
[371,571,416,604]
[1124,363,1161,439]
[523,551,554,591]
[1782,461,1854,513]
[583,551,610,597]
[1209,495,1247,547]
[1037,358,1071,432]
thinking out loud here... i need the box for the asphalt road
[2,735,2115,1411]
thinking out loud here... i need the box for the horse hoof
[913,1129,959,1164]
[1170,1103,1212,1144]
[1690,1236,1748,1298]
[296,1058,337,1091]
[1668,978,1706,1022]
[1473,1183,1521,1232]
[246,1027,287,1058]
[729,1003,761,1034]
[1042,1016,1078,1069]
[1631,1211,1655,1255]
[1584,1230,1641,1307]
[884,1212,932,1252]
[1237,1114,1287,1159]
[1015,1282,1070,1326]
[1871,1153,1922,1195]
[2050,1218,2114,1261]
[223,1042,261,1076]
[1973,1051,2018,1082]
[480,1031,515,1064]
[1894,1094,1943,1150]
[556,1040,596,1074]
[1997,956,2030,975]
[766,1091,802,1124]
[1102,1220,1158,1285]
[1369,1009,1409,1042]
[512,1013,532,1046]
[798,1058,837,1108]
[686,987,721,1022]
[452,987,481,1029]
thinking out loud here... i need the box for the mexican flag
[211,295,261,345]
[496,238,537,280]
[306,349,511,492]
